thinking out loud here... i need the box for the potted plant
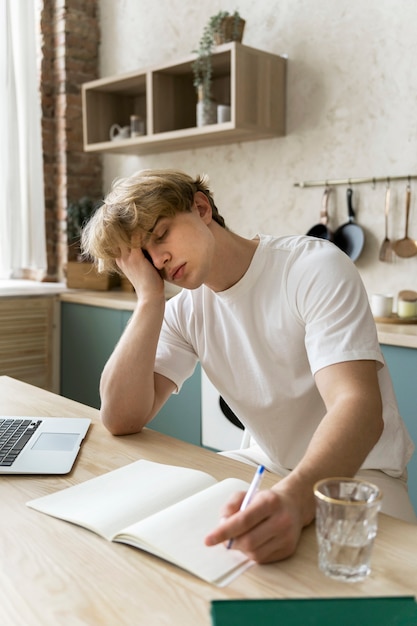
[66,197,119,290]
[67,196,98,261]
[192,10,245,126]
[212,10,245,45]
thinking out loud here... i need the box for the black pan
[333,188,365,262]
[306,187,333,240]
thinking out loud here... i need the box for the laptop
[0,416,91,475]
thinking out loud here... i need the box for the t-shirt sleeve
[286,241,384,375]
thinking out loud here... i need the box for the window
[0,1,46,279]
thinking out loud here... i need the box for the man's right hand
[116,245,165,299]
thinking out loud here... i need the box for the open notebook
[26,459,254,586]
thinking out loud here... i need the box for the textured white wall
[99,0,417,303]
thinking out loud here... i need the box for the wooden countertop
[1,375,417,626]
[2,282,417,349]
[376,322,417,349]
[60,283,181,310]
[60,288,138,310]
[60,289,417,349]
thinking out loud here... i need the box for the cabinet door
[147,364,201,446]
[381,345,417,515]
[61,303,124,409]
[0,296,59,392]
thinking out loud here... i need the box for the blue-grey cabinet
[381,344,417,515]
[60,302,201,445]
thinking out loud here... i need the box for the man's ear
[194,191,212,223]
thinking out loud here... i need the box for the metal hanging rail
[294,174,417,188]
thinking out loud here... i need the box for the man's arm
[205,359,384,563]
[99,246,176,435]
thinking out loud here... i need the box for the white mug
[110,124,130,141]
[217,104,231,124]
[370,293,393,318]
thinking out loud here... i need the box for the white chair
[240,429,251,449]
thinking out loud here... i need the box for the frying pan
[306,187,333,240]
[333,188,365,262]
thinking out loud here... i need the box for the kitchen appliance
[333,188,365,261]
[306,187,333,240]
[201,370,244,451]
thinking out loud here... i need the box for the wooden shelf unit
[82,42,287,155]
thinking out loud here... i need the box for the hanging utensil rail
[294,174,417,188]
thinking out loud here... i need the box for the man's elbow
[100,408,145,436]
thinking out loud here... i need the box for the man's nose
[150,248,170,270]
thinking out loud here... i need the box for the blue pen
[227,464,265,550]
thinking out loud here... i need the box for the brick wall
[39,0,102,280]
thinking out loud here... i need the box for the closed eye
[154,229,168,242]
[150,217,172,242]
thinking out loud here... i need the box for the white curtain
[0,0,46,279]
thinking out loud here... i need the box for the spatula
[379,185,393,262]
[394,184,417,258]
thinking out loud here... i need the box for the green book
[210,596,417,625]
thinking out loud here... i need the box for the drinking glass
[314,477,382,582]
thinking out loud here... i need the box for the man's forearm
[278,386,383,528]
[99,295,165,434]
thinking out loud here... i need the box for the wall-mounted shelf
[82,42,287,155]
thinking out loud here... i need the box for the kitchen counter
[60,288,137,310]
[61,290,417,349]
[1,280,417,348]
[376,322,417,349]
[0,279,67,297]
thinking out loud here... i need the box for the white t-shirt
[155,234,414,477]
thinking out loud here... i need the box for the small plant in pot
[192,10,245,126]
[67,196,99,262]
[211,10,245,45]
[66,197,119,290]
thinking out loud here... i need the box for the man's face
[144,203,215,290]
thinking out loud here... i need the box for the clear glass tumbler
[314,477,382,582]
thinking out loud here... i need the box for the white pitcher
[109,124,130,141]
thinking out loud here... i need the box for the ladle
[394,184,417,258]
[379,185,393,262]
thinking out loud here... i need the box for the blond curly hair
[81,169,226,274]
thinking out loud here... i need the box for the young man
[82,169,416,564]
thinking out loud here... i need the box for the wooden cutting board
[374,314,417,324]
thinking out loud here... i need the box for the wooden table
[1,375,417,625]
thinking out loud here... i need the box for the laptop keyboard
[0,418,42,466]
